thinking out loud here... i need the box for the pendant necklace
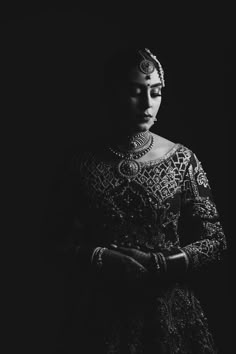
[108,131,154,178]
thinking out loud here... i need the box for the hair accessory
[139,59,155,75]
[144,48,165,87]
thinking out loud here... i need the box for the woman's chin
[134,121,153,132]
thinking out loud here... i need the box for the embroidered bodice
[50,142,227,354]
[70,143,226,272]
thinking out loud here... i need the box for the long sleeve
[179,152,227,271]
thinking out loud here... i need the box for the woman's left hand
[110,245,152,269]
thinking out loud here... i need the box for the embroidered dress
[50,143,226,353]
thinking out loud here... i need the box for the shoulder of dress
[177,145,207,176]
[175,143,194,160]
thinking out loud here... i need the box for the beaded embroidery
[60,143,226,353]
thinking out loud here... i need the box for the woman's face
[112,65,162,133]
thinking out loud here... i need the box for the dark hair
[103,46,165,91]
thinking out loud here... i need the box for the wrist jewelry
[96,247,107,269]
[91,247,107,268]
[157,252,167,272]
[91,247,101,264]
[151,252,161,272]
[179,249,189,271]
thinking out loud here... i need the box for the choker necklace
[125,131,150,151]
[108,131,154,178]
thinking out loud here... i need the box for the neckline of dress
[90,143,183,168]
[138,143,182,167]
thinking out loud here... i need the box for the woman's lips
[137,114,152,121]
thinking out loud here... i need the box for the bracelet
[157,252,167,272]
[96,247,107,269]
[179,249,189,271]
[91,247,107,269]
[160,248,189,274]
[151,252,161,272]
[91,247,101,265]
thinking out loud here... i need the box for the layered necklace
[108,130,154,178]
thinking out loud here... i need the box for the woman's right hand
[100,248,149,284]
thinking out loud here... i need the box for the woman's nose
[142,91,152,109]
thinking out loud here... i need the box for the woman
[46,47,227,353]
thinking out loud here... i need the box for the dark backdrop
[3,6,232,354]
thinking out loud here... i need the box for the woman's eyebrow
[129,82,162,88]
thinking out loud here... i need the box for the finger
[139,266,148,274]
[129,257,146,269]
[134,264,149,277]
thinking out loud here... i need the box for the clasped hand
[110,245,152,268]
[100,245,152,284]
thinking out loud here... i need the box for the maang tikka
[138,51,156,75]
[138,48,165,87]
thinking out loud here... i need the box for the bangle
[160,249,189,274]
[91,247,107,269]
[157,252,167,272]
[151,252,161,272]
[179,249,189,271]
[91,247,101,264]
[96,247,107,269]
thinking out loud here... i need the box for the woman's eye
[128,86,162,97]
[151,90,161,97]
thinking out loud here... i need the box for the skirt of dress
[55,280,218,354]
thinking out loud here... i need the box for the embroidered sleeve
[180,152,227,271]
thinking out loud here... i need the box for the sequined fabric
[54,143,226,353]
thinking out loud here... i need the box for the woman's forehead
[128,66,162,85]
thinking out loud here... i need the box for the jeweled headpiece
[138,56,156,75]
[138,48,165,87]
[104,46,165,90]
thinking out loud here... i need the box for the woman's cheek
[154,98,162,113]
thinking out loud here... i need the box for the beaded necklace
[108,131,154,178]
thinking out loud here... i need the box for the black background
[2,6,232,353]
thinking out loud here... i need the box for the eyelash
[151,92,161,97]
[130,90,161,97]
